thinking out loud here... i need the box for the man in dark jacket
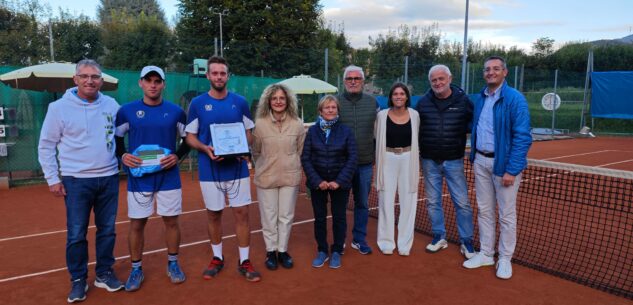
[337,65,378,255]
[415,64,475,259]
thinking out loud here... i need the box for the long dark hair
[387,82,411,107]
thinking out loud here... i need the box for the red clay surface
[1,137,632,305]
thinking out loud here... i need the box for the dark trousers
[62,174,119,281]
[310,188,349,254]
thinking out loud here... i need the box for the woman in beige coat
[252,84,305,270]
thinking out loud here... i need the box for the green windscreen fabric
[0,66,282,175]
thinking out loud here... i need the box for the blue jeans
[351,163,373,244]
[62,174,119,281]
[421,158,473,243]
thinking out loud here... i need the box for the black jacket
[415,85,473,161]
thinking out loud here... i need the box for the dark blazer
[301,122,358,190]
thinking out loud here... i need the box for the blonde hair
[317,94,340,112]
[255,84,299,120]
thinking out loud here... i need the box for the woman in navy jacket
[301,95,358,269]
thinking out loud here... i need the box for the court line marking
[595,159,633,167]
[0,215,328,283]
[0,208,209,243]
[542,150,612,161]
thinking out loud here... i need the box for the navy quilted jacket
[301,122,358,190]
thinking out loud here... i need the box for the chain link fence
[1,56,631,185]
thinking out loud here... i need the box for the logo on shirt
[232,104,236,109]
[136,110,145,118]
[205,104,212,111]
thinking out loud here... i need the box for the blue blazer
[301,122,358,190]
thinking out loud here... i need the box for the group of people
[37,55,531,304]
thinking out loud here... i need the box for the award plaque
[137,149,166,166]
[209,122,250,157]
[129,145,170,177]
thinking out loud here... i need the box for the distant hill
[589,34,633,46]
[617,34,633,43]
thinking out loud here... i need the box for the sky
[39,0,633,52]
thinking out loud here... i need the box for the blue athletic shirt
[115,99,187,191]
[185,92,254,182]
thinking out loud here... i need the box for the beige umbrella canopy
[278,74,338,94]
[0,62,119,92]
[278,75,338,121]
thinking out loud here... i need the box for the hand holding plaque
[209,122,250,158]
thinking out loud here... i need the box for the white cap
[140,65,165,80]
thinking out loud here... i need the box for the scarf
[317,115,339,143]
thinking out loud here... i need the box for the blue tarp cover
[591,72,633,119]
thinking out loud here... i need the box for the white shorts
[200,178,252,211]
[127,189,183,219]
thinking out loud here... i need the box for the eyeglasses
[345,77,363,82]
[76,74,102,81]
[483,67,505,73]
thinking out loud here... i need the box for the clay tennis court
[1,136,631,305]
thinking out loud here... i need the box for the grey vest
[337,92,377,165]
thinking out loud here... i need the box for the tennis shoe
[426,235,448,253]
[329,252,341,269]
[203,256,224,279]
[124,267,144,292]
[94,271,123,292]
[350,241,372,255]
[67,279,88,303]
[460,240,476,259]
[496,259,513,279]
[237,259,261,282]
[167,261,186,284]
[463,252,495,269]
[312,251,329,268]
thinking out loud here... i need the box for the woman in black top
[374,83,420,256]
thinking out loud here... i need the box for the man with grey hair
[337,65,378,255]
[414,64,475,259]
[39,59,124,303]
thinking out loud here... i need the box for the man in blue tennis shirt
[185,56,261,282]
[115,66,190,291]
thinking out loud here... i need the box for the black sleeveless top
[386,115,411,148]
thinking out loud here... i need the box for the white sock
[239,246,250,264]
[211,243,223,260]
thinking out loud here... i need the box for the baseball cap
[140,65,165,80]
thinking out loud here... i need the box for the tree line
[1,0,632,82]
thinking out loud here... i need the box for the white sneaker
[425,237,448,253]
[462,252,495,269]
[381,249,393,255]
[460,244,475,259]
[496,259,513,279]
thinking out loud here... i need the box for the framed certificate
[210,122,250,157]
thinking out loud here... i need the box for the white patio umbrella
[278,74,337,94]
[0,62,119,92]
[278,75,338,120]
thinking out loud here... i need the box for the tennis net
[362,158,633,299]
